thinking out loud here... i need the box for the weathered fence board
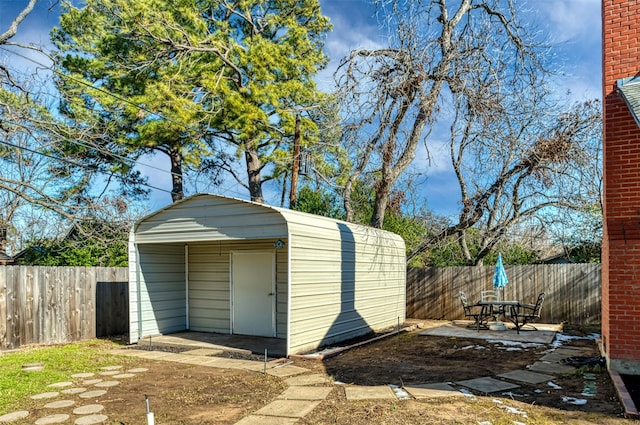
[0,266,128,350]
[407,264,601,324]
[1,263,601,350]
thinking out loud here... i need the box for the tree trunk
[169,149,183,202]
[371,179,392,228]
[245,147,264,203]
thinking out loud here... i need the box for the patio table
[476,300,521,328]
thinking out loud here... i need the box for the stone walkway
[0,365,149,424]
[0,342,591,424]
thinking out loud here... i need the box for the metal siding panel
[276,249,288,339]
[186,241,288,336]
[136,244,186,338]
[188,244,230,333]
[128,231,139,343]
[286,216,406,355]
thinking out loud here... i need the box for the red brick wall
[602,0,640,372]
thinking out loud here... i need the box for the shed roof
[132,193,404,246]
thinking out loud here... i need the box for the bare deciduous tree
[335,0,545,228]
[1,2,144,254]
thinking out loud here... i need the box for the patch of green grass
[0,339,130,414]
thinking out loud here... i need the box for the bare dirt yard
[11,323,636,425]
[294,323,629,424]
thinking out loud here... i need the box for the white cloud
[533,0,600,44]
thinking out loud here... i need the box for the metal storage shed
[128,193,406,356]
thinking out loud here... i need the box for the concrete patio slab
[455,377,520,393]
[277,386,333,400]
[419,322,560,344]
[540,347,594,362]
[344,385,396,400]
[529,361,575,374]
[404,383,466,399]
[285,373,332,386]
[234,414,298,425]
[254,400,322,418]
[498,370,555,384]
[137,331,287,358]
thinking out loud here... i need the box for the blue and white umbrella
[493,253,509,301]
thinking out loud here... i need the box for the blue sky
[0,0,602,217]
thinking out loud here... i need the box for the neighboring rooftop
[618,75,640,128]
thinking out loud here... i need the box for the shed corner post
[286,231,292,357]
[185,244,189,330]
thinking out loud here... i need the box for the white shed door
[231,251,275,337]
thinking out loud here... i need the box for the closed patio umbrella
[493,253,509,301]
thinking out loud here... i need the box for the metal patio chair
[511,292,545,334]
[459,291,490,331]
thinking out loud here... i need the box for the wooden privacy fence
[406,264,601,324]
[0,266,128,350]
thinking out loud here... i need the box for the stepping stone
[100,365,122,371]
[0,411,29,422]
[62,388,87,395]
[35,414,70,424]
[31,391,59,400]
[404,383,466,399]
[22,362,44,372]
[74,414,108,424]
[112,373,135,379]
[277,386,333,400]
[266,365,309,378]
[455,377,520,393]
[44,400,75,409]
[234,415,298,425]
[99,371,119,376]
[498,370,555,384]
[529,361,575,374]
[254,400,321,418]
[79,390,107,399]
[285,374,332,386]
[127,368,148,373]
[344,385,396,400]
[72,373,95,379]
[82,379,103,385]
[94,381,119,388]
[73,405,104,415]
[48,382,73,388]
